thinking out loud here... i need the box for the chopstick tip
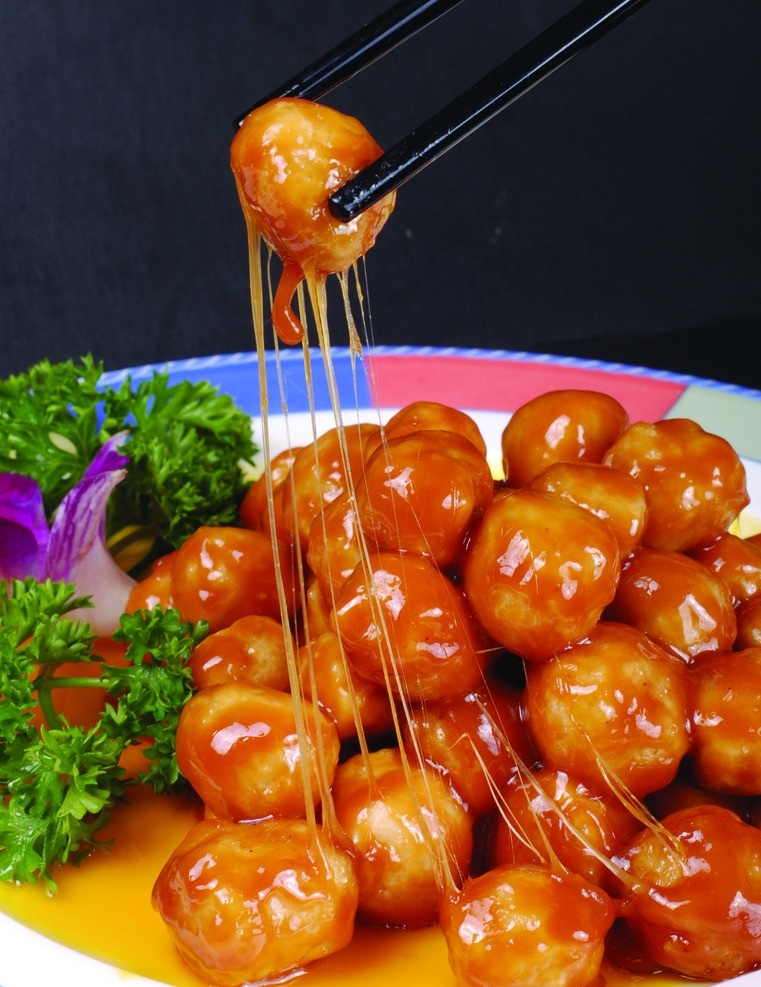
[327,189,357,224]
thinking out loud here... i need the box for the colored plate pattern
[2,347,761,987]
[98,345,761,461]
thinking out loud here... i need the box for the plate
[2,345,761,987]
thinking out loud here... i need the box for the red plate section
[365,352,685,423]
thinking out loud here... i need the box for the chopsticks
[236,0,654,222]
[233,0,466,124]
[328,0,655,221]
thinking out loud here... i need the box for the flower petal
[0,473,49,580]
[45,434,136,633]
[83,430,130,481]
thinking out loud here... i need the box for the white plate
[3,346,761,987]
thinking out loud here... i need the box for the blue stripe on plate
[99,348,375,417]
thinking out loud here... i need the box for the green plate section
[666,384,761,463]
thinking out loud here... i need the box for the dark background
[2,1,760,387]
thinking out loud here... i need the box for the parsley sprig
[0,578,207,890]
[0,356,257,569]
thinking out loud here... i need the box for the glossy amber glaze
[230,98,395,344]
[0,787,696,987]
[152,817,358,987]
[462,488,621,662]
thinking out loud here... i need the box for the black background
[2,1,760,387]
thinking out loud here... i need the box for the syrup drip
[272,260,308,345]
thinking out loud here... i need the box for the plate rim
[98,345,761,403]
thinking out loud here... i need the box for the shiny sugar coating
[188,613,292,692]
[334,549,489,703]
[152,817,358,987]
[493,766,640,890]
[175,680,339,821]
[171,525,297,631]
[603,417,749,552]
[607,546,737,662]
[689,646,761,795]
[332,746,473,928]
[230,97,395,343]
[281,423,379,550]
[401,672,535,816]
[525,621,690,798]
[356,428,494,568]
[500,388,629,487]
[297,629,397,742]
[528,460,648,557]
[463,488,621,662]
[440,863,615,987]
[613,804,761,980]
[690,531,761,606]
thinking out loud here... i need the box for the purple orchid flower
[0,433,136,633]
[0,473,50,581]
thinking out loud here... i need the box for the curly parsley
[0,356,258,570]
[0,578,207,890]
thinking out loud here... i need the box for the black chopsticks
[233,0,466,126]
[328,0,655,221]
[237,0,655,222]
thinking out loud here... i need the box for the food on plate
[331,746,473,928]
[612,804,761,980]
[440,864,616,987]
[4,384,761,987]
[500,388,630,487]
[230,98,395,343]
[606,546,737,661]
[462,487,621,662]
[603,417,749,552]
[135,387,757,984]
[524,620,690,798]
[4,96,761,986]
[152,817,358,987]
